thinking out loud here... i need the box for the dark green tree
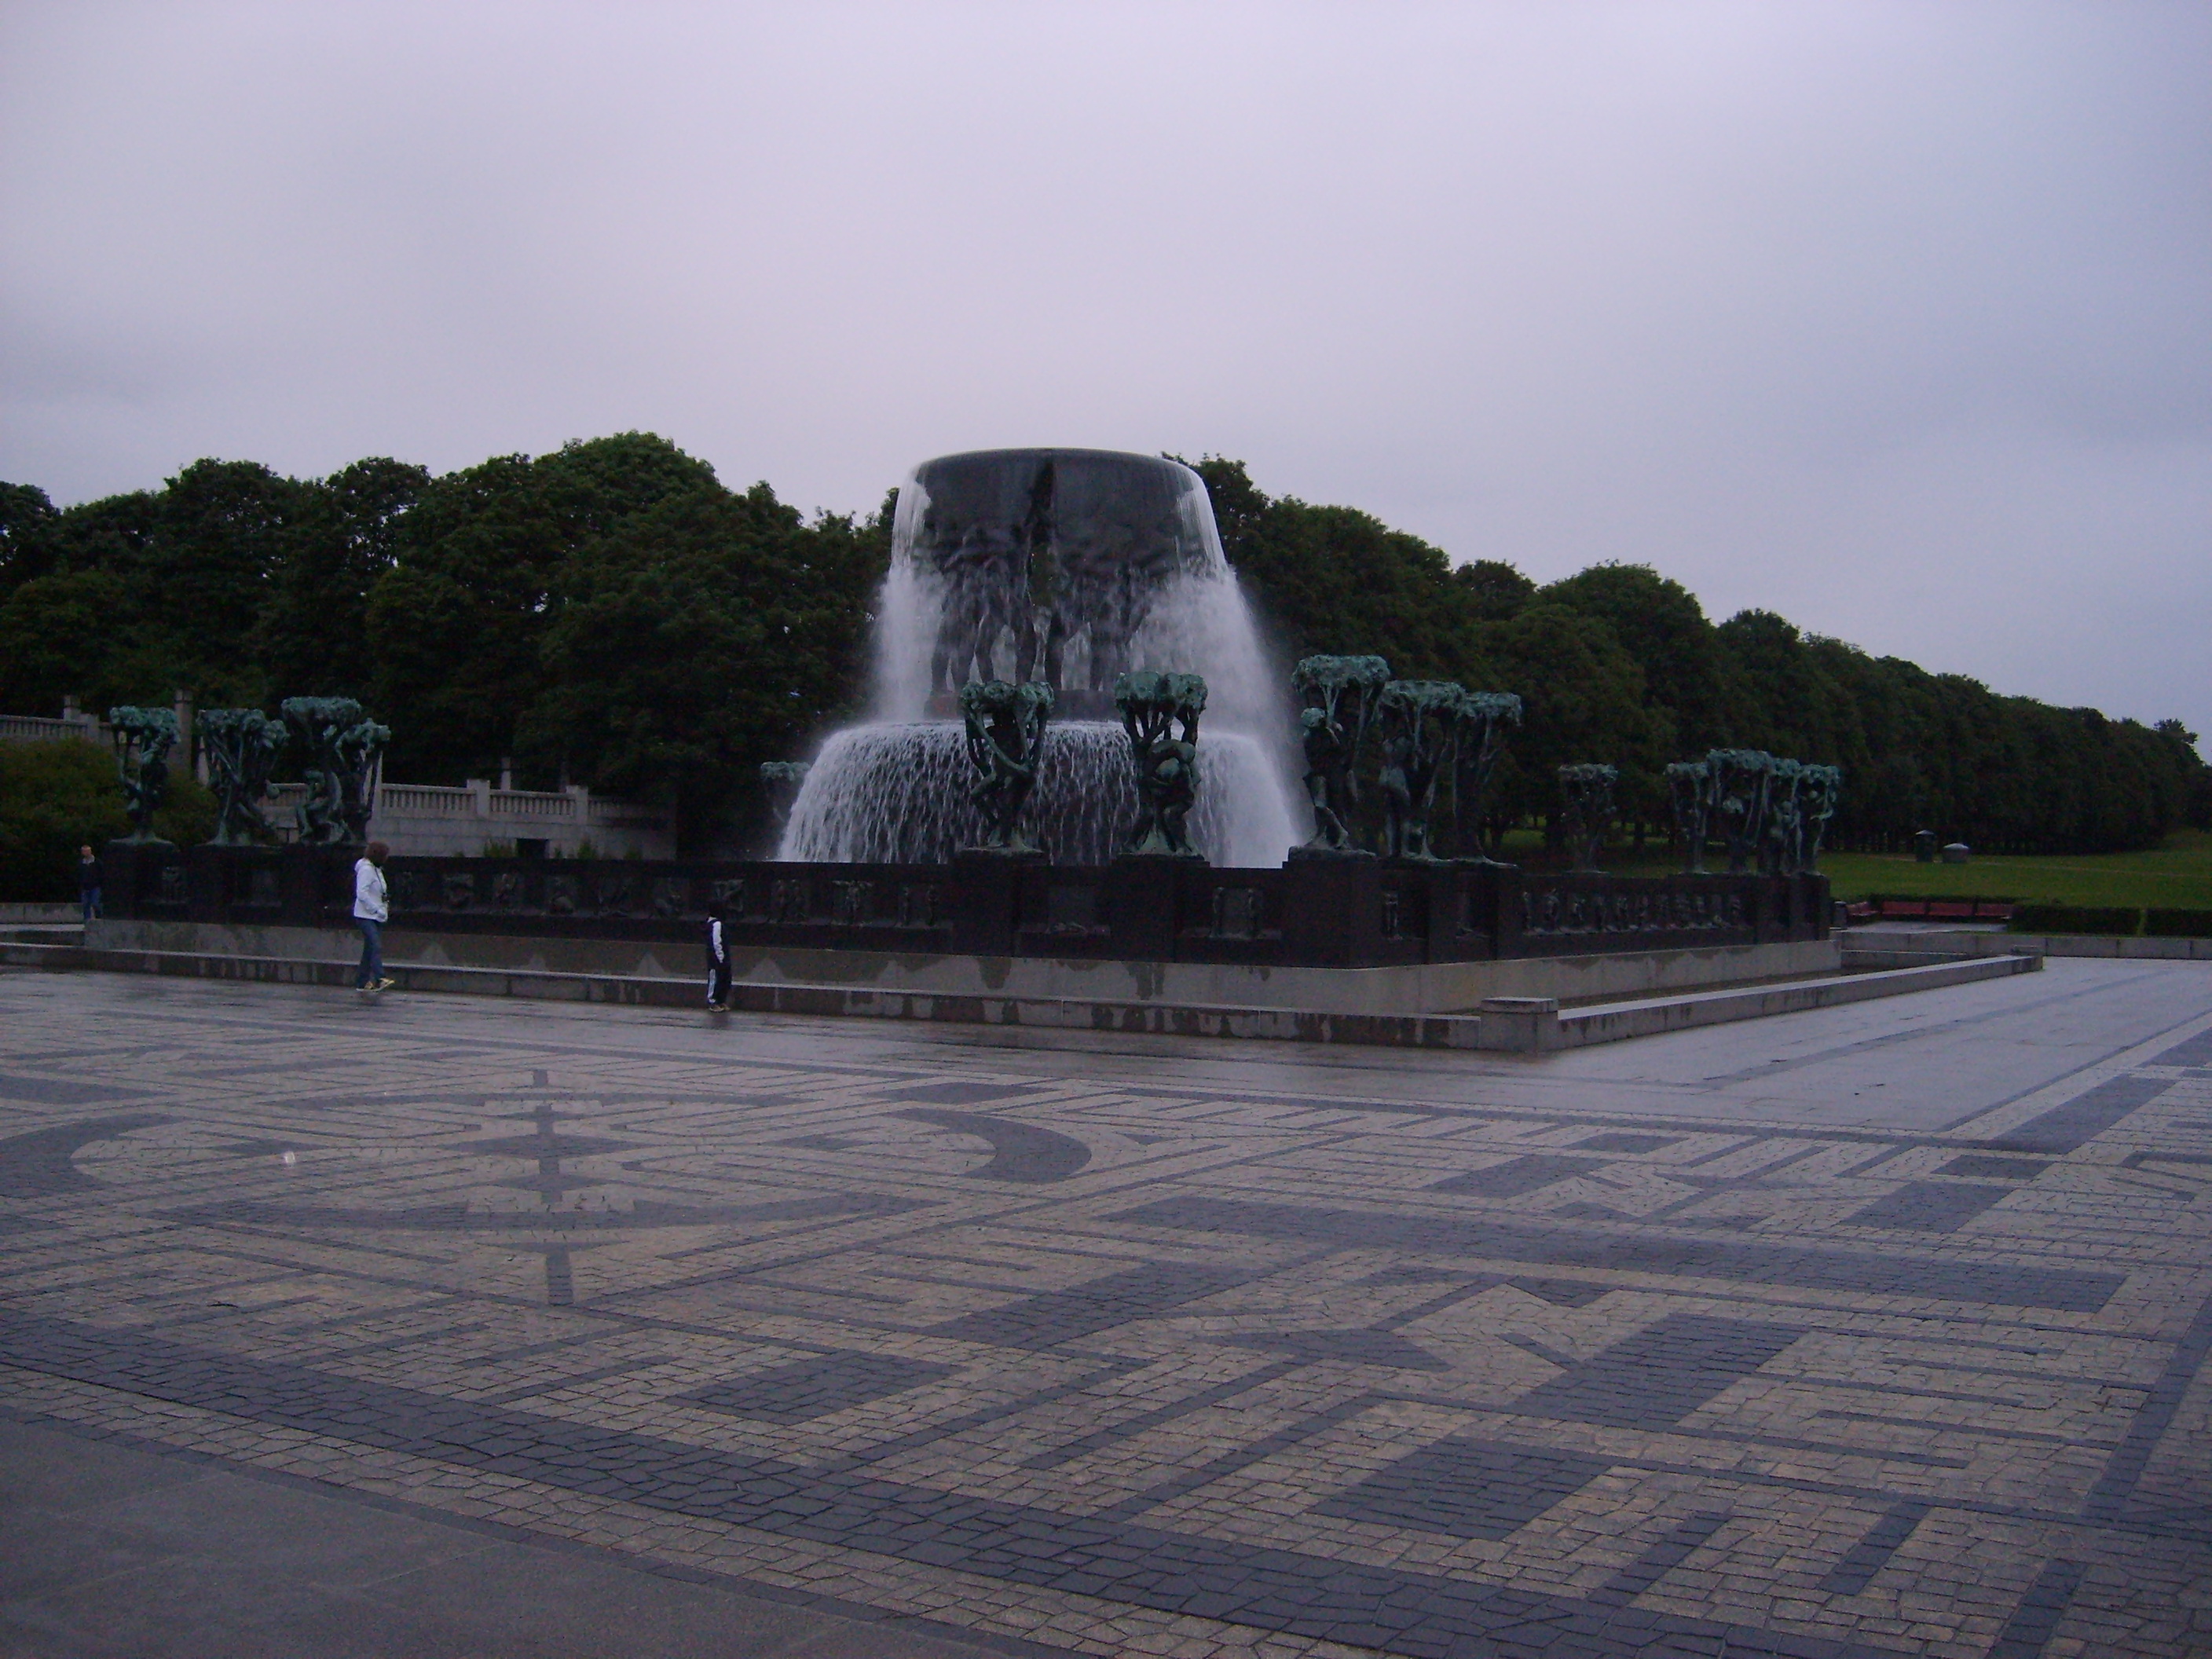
[258,457,430,700]
[1475,603,1661,835]
[520,482,888,849]
[1540,563,1742,752]
[0,482,58,596]
[1180,456,1498,684]
[366,434,723,785]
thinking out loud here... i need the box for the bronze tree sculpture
[959,679,1054,853]
[1558,763,1618,873]
[1115,670,1207,858]
[280,697,386,845]
[1375,680,1464,861]
[1290,654,1390,855]
[199,708,284,845]
[1707,749,1774,874]
[107,706,180,844]
[1761,758,1806,877]
[1795,764,1843,873]
[1452,690,1522,864]
[1665,759,1711,873]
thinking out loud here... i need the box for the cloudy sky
[4,2,2207,742]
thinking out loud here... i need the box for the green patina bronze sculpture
[1115,670,1207,859]
[334,716,388,844]
[1668,750,1840,875]
[108,706,180,844]
[199,708,284,845]
[959,679,1054,853]
[1665,759,1711,873]
[1761,758,1806,877]
[281,697,388,845]
[1451,690,1522,865]
[1558,762,1618,873]
[1290,654,1390,855]
[1795,764,1842,873]
[1706,749,1774,874]
[1375,680,1464,862]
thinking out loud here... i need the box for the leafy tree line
[2,436,2201,859]
[1188,458,2208,853]
[0,434,888,851]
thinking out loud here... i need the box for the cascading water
[780,448,1302,866]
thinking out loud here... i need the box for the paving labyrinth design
[2,973,2210,1657]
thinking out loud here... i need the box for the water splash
[782,721,1296,866]
[785,449,1303,866]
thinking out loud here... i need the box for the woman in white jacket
[353,840,393,992]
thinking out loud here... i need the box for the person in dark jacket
[78,845,102,923]
[705,898,732,1011]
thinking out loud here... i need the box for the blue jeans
[356,918,383,988]
[80,888,101,923]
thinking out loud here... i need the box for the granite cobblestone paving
[2,962,2210,1655]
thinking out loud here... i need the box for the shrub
[0,740,125,899]
[2145,909,2212,939]
[0,738,215,899]
[2009,903,2141,936]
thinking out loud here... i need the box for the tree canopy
[2,434,887,851]
[2,439,2199,856]
[1191,456,2206,853]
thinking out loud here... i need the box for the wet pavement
[2,960,2209,1657]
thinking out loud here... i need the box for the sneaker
[706,1000,727,1013]
[372,977,397,992]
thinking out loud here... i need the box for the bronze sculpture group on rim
[935,668,1210,860]
[1668,750,1841,877]
[1287,655,1526,866]
[103,697,389,850]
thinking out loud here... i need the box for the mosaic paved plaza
[3,961,2210,1657]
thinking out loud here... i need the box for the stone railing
[262,779,672,858]
[0,712,104,746]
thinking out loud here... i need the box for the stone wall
[100,844,1828,970]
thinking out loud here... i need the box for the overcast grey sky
[3,2,2207,742]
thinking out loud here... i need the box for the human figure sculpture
[108,706,180,843]
[1795,764,1842,873]
[1297,707,1357,852]
[959,679,1054,852]
[1452,690,1522,864]
[1375,680,1464,861]
[199,708,284,845]
[1665,760,1711,873]
[1707,749,1774,874]
[334,717,390,845]
[1761,759,1805,876]
[1558,763,1618,873]
[1290,654,1390,855]
[760,760,811,846]
[281,697,385,844]
[913,453,1211,711]
[1115,670,1206,858]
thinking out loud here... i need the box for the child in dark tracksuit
[705,899,732,1011]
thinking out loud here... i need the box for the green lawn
[1495,827,2212,910]
[1817,830,2212,909]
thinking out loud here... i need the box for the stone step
[2,938,2039,1052]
